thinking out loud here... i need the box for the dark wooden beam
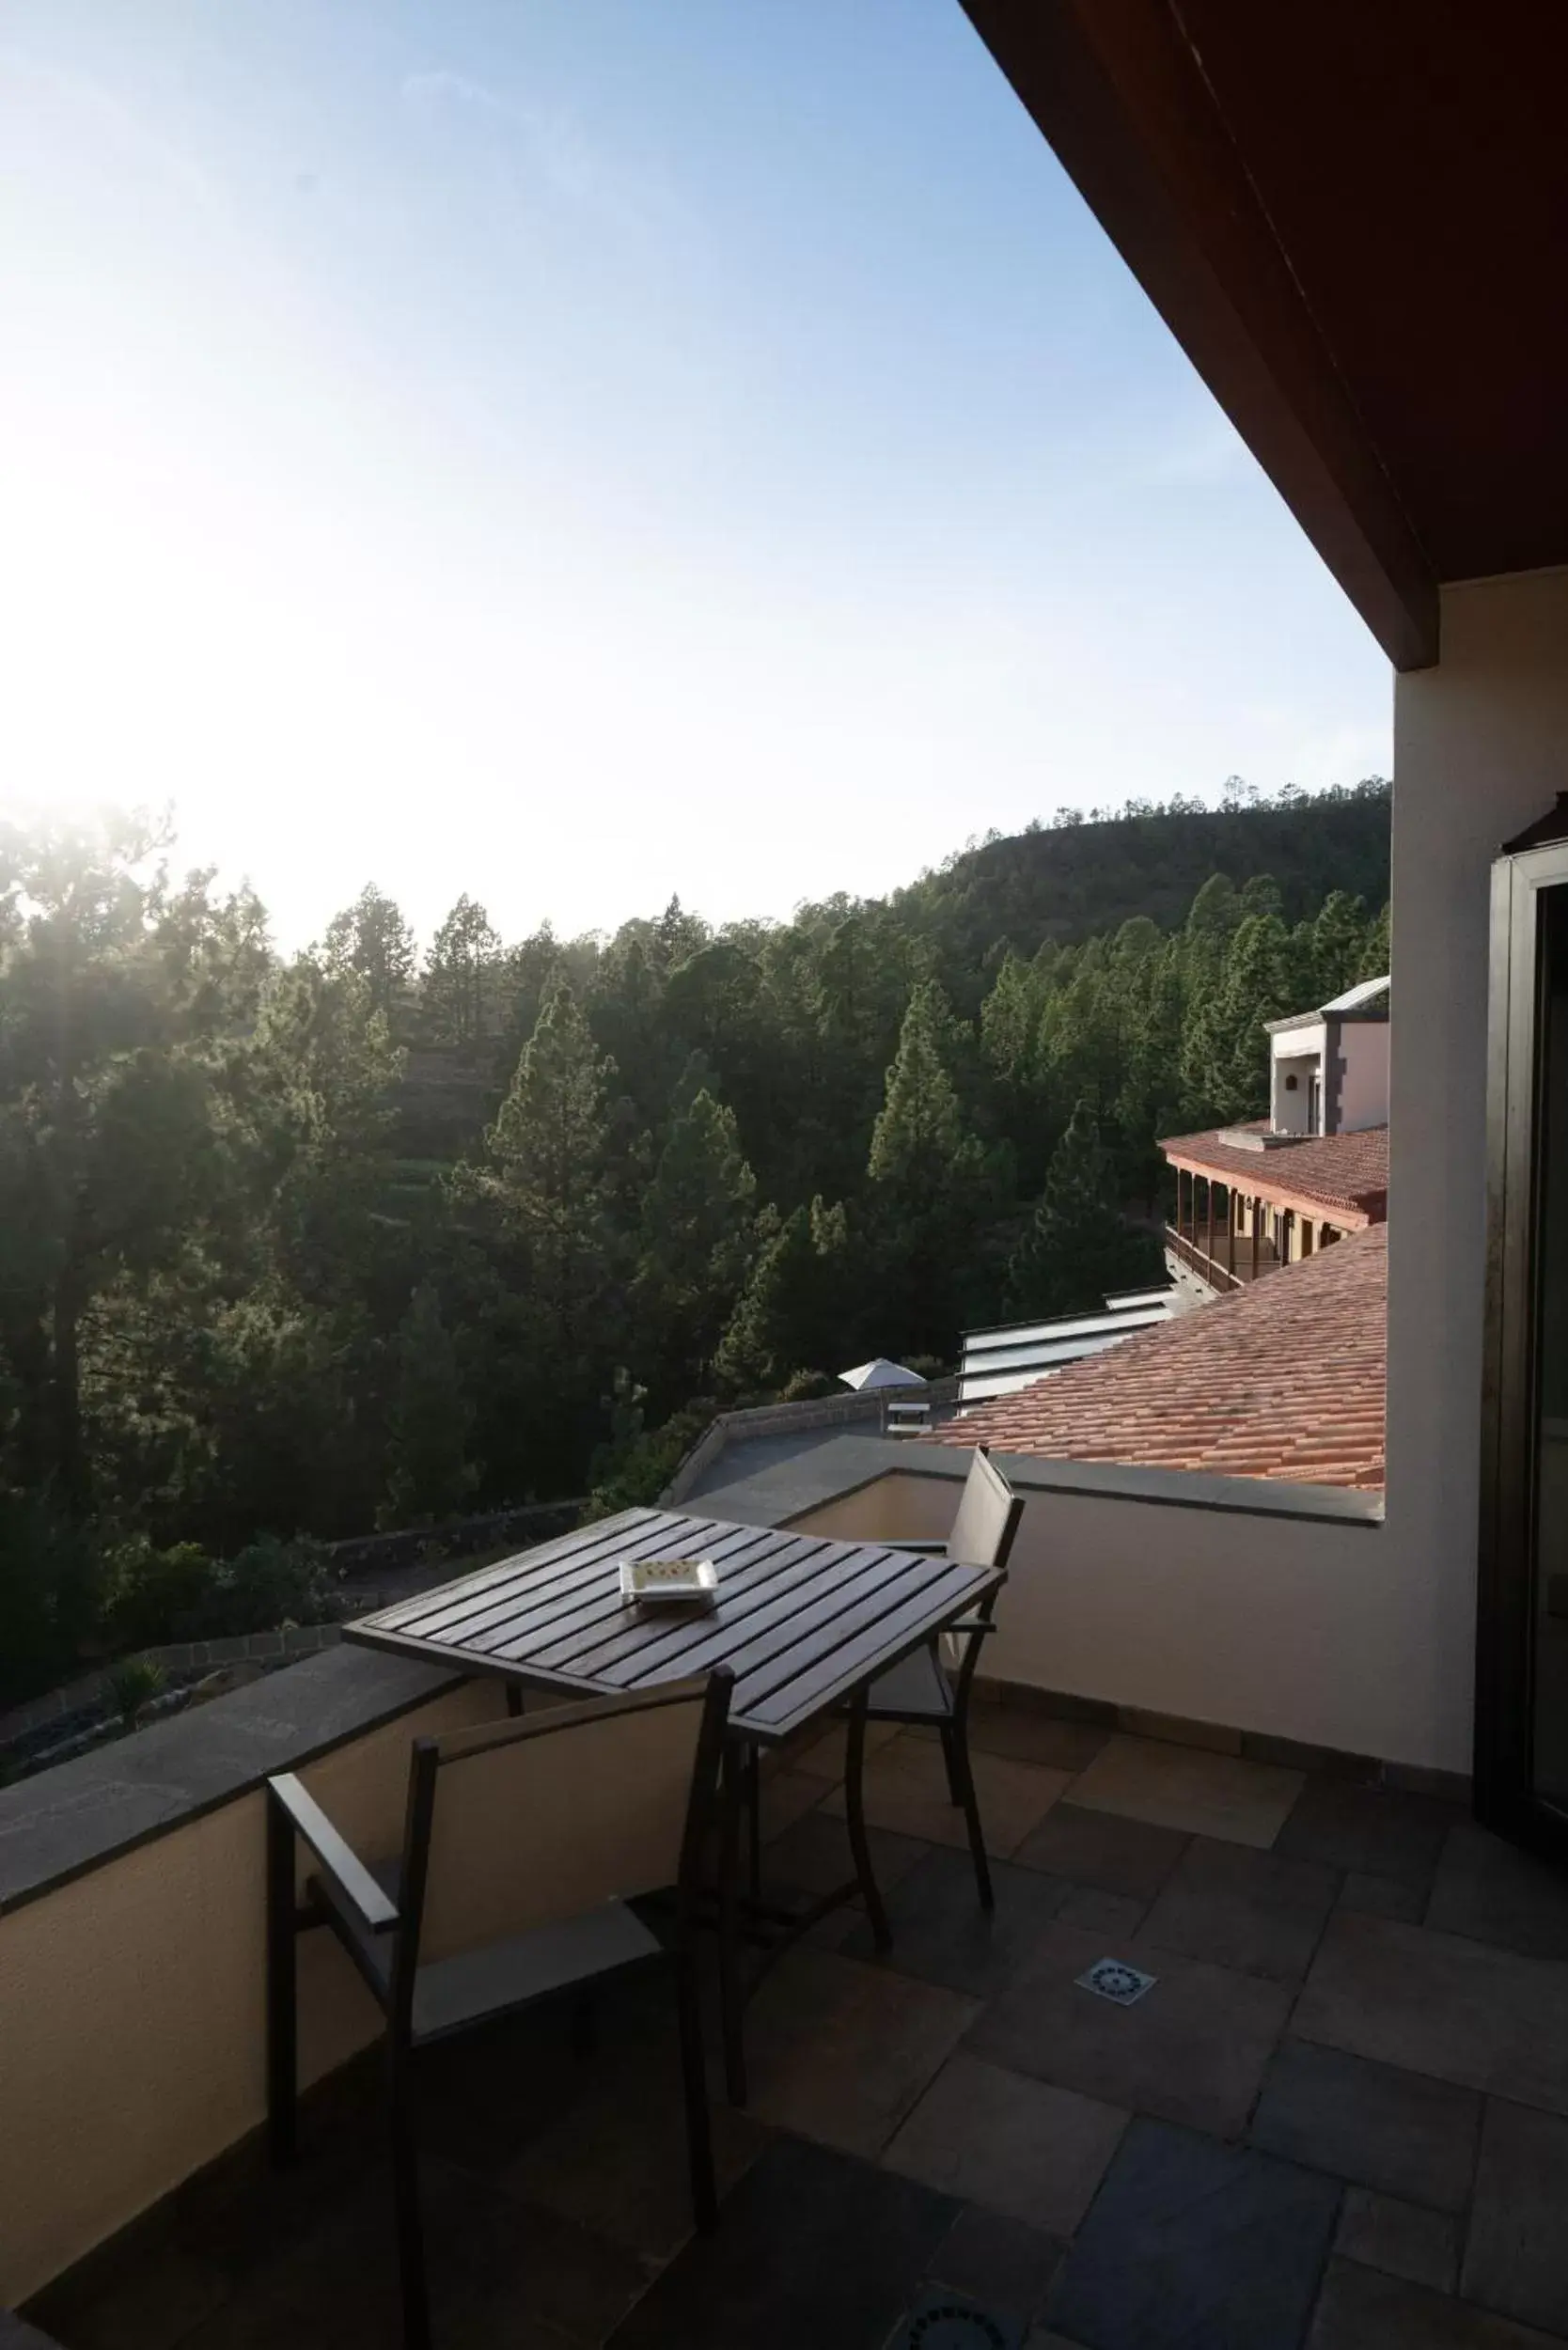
[958,0,1440,670]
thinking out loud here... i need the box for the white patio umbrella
[839,1357,927,1390]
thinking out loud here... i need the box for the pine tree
[869,981,976,1192]
[1215,912,1297,1120]
[478,981,613,1311]
[634,1089,757,1397]
[1361,901,1391,981]
[1309,890,1372,1001]
[321,884,416,1021]
[380,1283,478,1528]
[868,982,987,1355]
[1006,1099,1152,1317]
[714,1194,855,1392]
[424,895,501,1052]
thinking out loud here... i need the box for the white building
[1268,975,1389,1137]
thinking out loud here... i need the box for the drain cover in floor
[1075,1956,1157,2005]
[889,2288,1023,2348]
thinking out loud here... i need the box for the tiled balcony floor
[29,1699,1568,2349]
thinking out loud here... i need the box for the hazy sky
[1,0,1391,951]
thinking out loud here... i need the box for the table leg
[717,1742,748,2107]
[745,1747,762,1900]
[844,1688,892,1951]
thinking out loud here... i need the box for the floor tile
[760,1808,930,1906]
[1335,2189,1461,2293]
[883,2054,1128,2235]
[175,2156,612,2350]
[759,1766,828,1841]
[1275,1778,1458,1886]
[1427,1823,1568,1961]
[1248,2039,1481,2211]
[1066,1735,1304,1849]
[502,2020,770,2262]
[1462,2096,1568,2335]
[1136,1835,1339,1981]
[964,1708,1113,1774]
[925,2204,1063,2326]
[1339,1870,1428,1924]
[24,2234,230,2350]
[740,1946,980,2158]
[1308,2257,1561,2347]
[792,1718,904,1781]
[838,1847,1069,1997]
[1011,1803,1188,1901]
[1058,1886,1149,1938]
[1293,1912,1568,2114]
[966,1919,1293,2138]
[821,1736,1071,1856]
[1045,2117,1341,2350]
[605,2134,957,2350]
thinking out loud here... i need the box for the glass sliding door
[1478,812,1568,1850]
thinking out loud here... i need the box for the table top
[343,1505,1004,1745]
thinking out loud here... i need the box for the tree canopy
[0,783,1389,1700]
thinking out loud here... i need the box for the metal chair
[860,1446,1023,1909]
[265,1671,733,2350]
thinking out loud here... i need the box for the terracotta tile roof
[933,1225,1387,1490]
[1160,1123,1388,1224]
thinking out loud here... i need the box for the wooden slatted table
[343,1504,1002,1746]
[344,1504,1005,2101]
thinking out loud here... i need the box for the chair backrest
[402,1672,730,1968]
[946,1445,1024,1573]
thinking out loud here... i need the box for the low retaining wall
[1,1499,587,1755]
[663,1380,959,1506]
[0,1624,346,1752]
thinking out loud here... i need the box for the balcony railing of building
[1165,1216,1283,1292]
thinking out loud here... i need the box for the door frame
[1476,833,1568,1849]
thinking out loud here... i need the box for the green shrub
[0,1496,102,1706]
[584,1401,715,1522]
[103,1654,167,1729]
[193,1534,337,1637]
[779,1369,839,1402]
[101,1539,214,1648]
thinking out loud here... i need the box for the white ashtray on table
[617,1557,719,1607]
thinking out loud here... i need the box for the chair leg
[949,1718,994,1911]
[844,1691,892,1951]
[938,1722,964,1807]
[265,1793,298,2167]
[716,1745,748,2107]
[388,2052,431,2350]
[675,1951,718,2232]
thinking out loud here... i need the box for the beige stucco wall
[1339,1021,1390,1135]
[795,1470,1401,1758]
[0,1676,502,2308]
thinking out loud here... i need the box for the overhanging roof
[959,1,1568,670]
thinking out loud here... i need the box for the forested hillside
[0,782,1388,1695]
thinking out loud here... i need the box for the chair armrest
[267,1772,400,1935]
[883,1538,949,1555]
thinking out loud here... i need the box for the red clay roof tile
[933,1225,1386,1491]
[1159,1124,1388,1223]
